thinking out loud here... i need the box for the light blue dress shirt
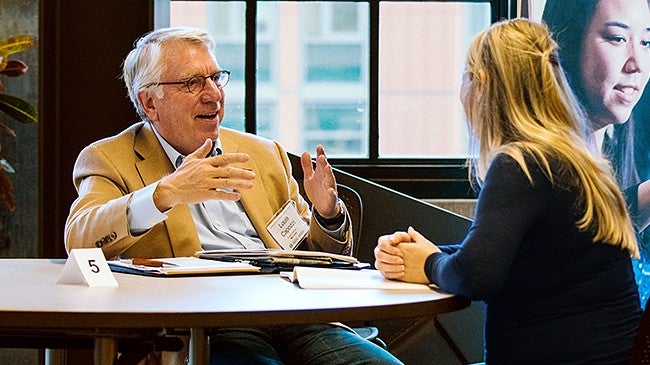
[127,127,265,250]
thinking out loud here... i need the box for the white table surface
[0,259,470,365]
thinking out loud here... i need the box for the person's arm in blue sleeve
[424,154,551,300]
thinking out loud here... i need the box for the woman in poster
[543,0,650,306]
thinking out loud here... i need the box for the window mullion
[368,0,379,161]
[245,0,257,134]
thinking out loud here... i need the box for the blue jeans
[209,324,403,365]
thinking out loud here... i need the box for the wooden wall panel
[39,0,156,258]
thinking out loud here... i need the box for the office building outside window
[170,1,490,160]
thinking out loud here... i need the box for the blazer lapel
[221,133,278,248]
[134,123,174,185]
[133,123,201,257]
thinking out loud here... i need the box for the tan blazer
[65,122,350,259]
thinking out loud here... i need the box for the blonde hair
[463,19,638,257]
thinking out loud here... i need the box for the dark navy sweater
[426,153,641,364]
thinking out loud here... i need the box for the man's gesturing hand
[153,139,256,212]
[301,145,340,218]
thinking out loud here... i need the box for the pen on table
[130,258,178,267]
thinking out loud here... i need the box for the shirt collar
[150,123,223,170]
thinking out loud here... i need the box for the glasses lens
[186,76,202,93]
[217,71,229,87]
[184,72,230,93]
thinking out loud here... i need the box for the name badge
[266,200,309,250]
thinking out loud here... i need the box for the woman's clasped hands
[374,226,442,284]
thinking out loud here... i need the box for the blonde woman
[374,19,641,364]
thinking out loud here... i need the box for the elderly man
[65,26,401,365]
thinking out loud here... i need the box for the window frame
[170,0,515,198]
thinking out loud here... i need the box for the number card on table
[57,248,118,287]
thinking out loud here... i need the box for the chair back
[286,153,485,362]
[628,308,650,364]
[287,154,363,257]
[336,184,363,257]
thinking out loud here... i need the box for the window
[378,2,489,158]
[169,0,513,198]
[304,103,367,156]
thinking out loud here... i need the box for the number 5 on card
[56,248,118,287]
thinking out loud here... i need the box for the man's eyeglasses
[143,70,230,94]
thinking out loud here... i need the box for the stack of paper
[108,257,260,277]
[282,266,434,290]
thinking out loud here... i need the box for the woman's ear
[138,89,158,122]
[475,69,487,95]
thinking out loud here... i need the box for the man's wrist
[315,199,345,226]
[152,178,174,212]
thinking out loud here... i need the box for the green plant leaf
[0,94,37,124]
[0,35,35,71]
